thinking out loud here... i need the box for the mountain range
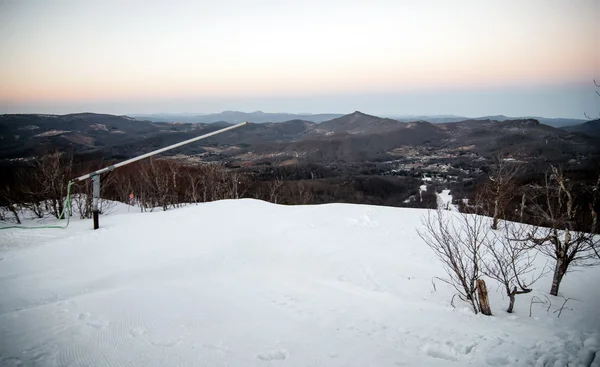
[131,111,588,128]
[130,111,343,124]
[1,112,598,168]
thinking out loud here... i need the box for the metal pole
[70,121,248,230]
[73,121,248,182]
[92,174,100,230]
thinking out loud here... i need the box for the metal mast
[72,121,248,229]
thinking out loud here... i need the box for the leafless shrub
[287,182,314,205]
[417,208,488,314]
[13,152,74,220]
[525,166,600,296]
[554,296,581,318]
[267,178,285,204]
[529,295,552,317]
[110,159,253,211]
[481,155,522,230]
[0,185,22,224]
[13,153,68,219]
[482,223,548,313]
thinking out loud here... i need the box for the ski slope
[1,200,599,366]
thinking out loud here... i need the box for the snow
[89,123,109,131]
[436,189,458,211]
[1,200,599,366]
[33,130,69,137]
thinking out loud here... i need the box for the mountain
[1,112,598,167]
[561,119,600,137]
[130,111,344,124]
[0,113,228,159]
[466,116,586,128]
[527,117,588,128]
[317,111,404,135]
[130,111,587,128]
[438,118,596,161]
[386,115,469,123]
[388,114,587,128]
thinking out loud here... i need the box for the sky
[0,0,598,118]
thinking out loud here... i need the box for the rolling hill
[1,112,598,167]
[561,119,600,138]
[130,111,344,124]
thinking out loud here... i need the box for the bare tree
[417,208,490,314]
[138,158,173,211]
[267,178,285,204]
[198,164,221,202]
[526,166,600,296]
[71,177,116,219]
[13,167,46,219]
[482,223,547,313]
[20,153,73,219]
[288,182,314,205]
[0,185,22,224]
[112,167,135,205]
[482,156,521,230]
[221,170,248,200]
[589,174,600,260]
[185,169,202,204]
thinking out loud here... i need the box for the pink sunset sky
[0,0,598,118]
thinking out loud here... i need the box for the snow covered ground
[1,199,599,366]
[436,189,458,211]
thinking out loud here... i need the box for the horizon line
[0,110,591,121]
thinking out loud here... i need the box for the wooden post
[477,279,492,316]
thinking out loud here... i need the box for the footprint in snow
[422,343,459,361]
[129,327,146,337]
[151,339,181,347]
[202,344,233,356]
[87,319,109,329]
[486,356,510,366]
[78,312,109,329]
[257,349,289,361]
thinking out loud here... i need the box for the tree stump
[477,279,492,316]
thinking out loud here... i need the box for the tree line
[0,152,441,223]
[0,152,324,223]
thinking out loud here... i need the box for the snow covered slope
[1,200,599,366]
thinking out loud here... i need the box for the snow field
[1,199,599,366]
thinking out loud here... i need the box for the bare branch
[554,297,582,318]
[417,208,488,314]
[525,166,600,295]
